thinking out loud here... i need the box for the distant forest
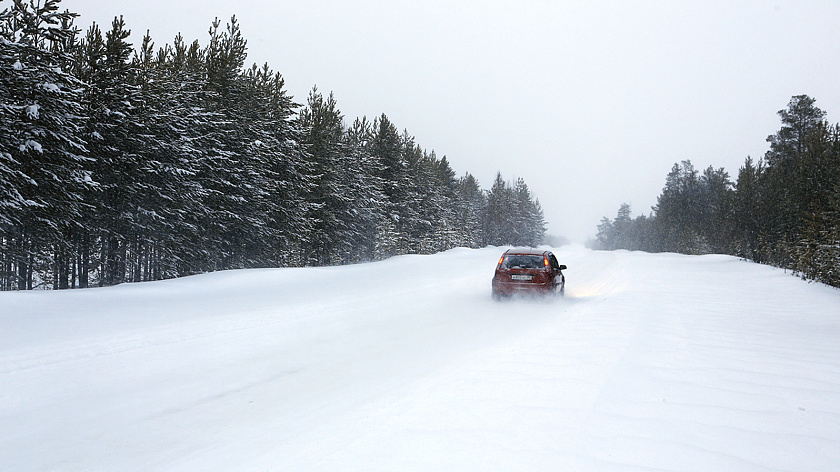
[0,1,547,290]
[595,95,840,288]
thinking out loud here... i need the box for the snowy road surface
[2,246,840,471]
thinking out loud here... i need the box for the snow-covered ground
[2,246,839,471]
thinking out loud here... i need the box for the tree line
[595,95,840,288]
[0,0,546,290]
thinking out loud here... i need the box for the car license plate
[511,274,533,281]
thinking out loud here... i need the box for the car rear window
[500,255,544,269]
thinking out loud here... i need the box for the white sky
[66,0,840,242]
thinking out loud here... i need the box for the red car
[492,249,566,300]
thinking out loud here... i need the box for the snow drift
[2,246,839,471]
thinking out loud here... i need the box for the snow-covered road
[2,246,839,471]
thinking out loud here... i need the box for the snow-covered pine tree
[731,156,763,261]
[0,0,90,289]
[594,216,614,250]
[399,137,429,253]
[126,30,209,283]
[760,95,827,267]
[454,173,485,248]
[420,153,458,253]
[150,32,224,276]
[74,16,148,287]
[652,161,701,253]
[185,16,311,271]
[298,87,350,266]
[240,62,316,268]
[369,114,406,257]
[697,165,733,254]
[193,16,257,270]
[483,172,515,246]
[512,177,545,247]
[784,120,840,283]
[343,116,386,262]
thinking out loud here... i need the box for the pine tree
[343,116,386,262]
[595,216,614,250]
[454,173,485,248]
[135,32,219,278]
[697,165,733,254]
[75,16,146,286]
[732,156,763,261]
[0,0,90,289]
[403,145,436,253]
[612,203,632,249]
[196,16,255,270]
[369,114,407,256]
[484,172,513,246]
[761,95,827,265]
[653,160,702,253]
[238,61,315,268]
[423,154,459,253]
[298,87,350,265]
[127,30,208,282]
[513,178,545,247]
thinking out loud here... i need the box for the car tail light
[498,256,505,266]
[543,256,550,267]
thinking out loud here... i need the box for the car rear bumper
[492,279,555,296]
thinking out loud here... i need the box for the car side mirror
[558,265,567,270]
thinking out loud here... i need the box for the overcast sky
[67,0,840,242]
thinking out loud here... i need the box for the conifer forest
[5,1,838,292]
[595,95,840,288]
[0,1,547,290]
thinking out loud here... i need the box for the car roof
[504,248,551,256]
